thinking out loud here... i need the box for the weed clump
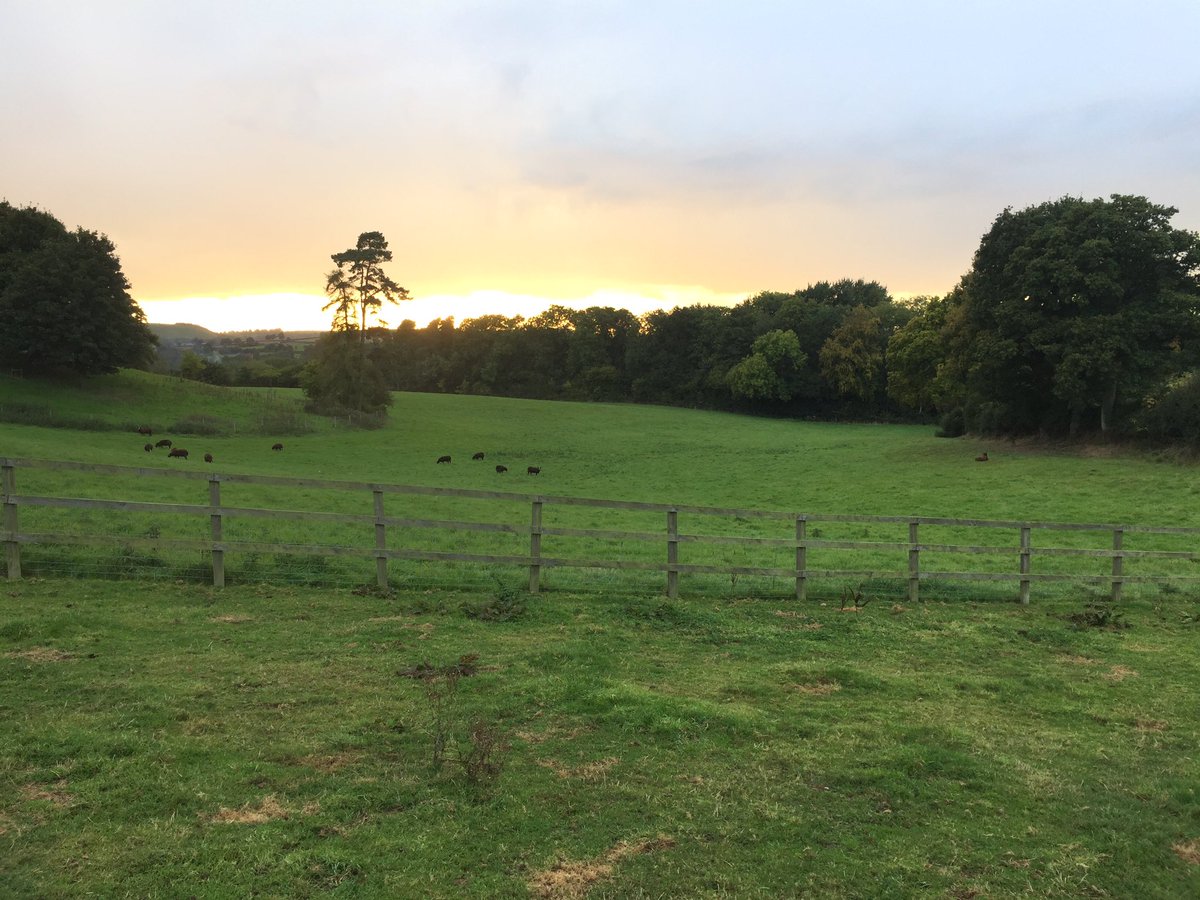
[397,654,508,787]
[1067,600,1130,630]
[462,581,526,621]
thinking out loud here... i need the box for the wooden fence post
[529,497,543,593]
[1110,528,1124,604]
[373,489,388,589]
[908,519,920,603]
[1019,525,1032,605]
[795,516,807,601]
[3,461,20,581]
[208,475,224,588]
[666,509,679,599]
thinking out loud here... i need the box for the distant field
[3,372,1200,600]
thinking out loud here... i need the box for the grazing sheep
[975,452,989,462]
[272,443,284,451]
[155,439,172,449]
[437,455,452,464]
[136,426,152,436]
[168,447,189,459]
[143,443,153,452]
[495,464,508,473]
[204,453,213,463]
[527,466,541,475]
[472,452,485,460]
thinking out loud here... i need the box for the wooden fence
[5,455,1200,602]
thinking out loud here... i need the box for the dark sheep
[136,426,153,436]
[495,464,508,473]
[272,443,284,451]
[204,453,214,463]
[472,452,485,460]
[975,452,989,462]
[155,439,173,449]
[527,466,541,475]
[168,448,189,459]
[437,455,452,464]
[143,443,153,452]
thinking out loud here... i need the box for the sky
[3,0,1199,332]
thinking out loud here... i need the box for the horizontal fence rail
[5,455,1200,602]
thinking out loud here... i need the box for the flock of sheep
[136,426,542,475]
[436,452,540,475]
[136,425,282,464]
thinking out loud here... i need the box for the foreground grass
[2,578,1198,897]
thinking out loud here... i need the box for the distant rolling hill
[148,322,221,342]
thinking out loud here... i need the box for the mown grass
[1,578,1198,898]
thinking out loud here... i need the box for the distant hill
[149,323,221,342]
[149,323,324,342]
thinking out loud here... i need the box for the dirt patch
[528,835,676,899]
[1172,838,1200,864]
[1134,718,1168,733]
[210,614,253,624]
[209,795,291,825]
[791,679,842,696]
[538,757,620,782]
[515,726,590,746]
[21,781,74,807]
[1104,665,1138,682]
[295,752,359,773]
[7,647,73,662]
[1058,654,1098,666]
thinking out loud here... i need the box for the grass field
[4,372,1200,601]
[1,372,1200,896]
[2,579,1198,897]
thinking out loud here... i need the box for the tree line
[5,195,1200,443]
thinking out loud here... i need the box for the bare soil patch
[1104,665,1138,682]
[1172,838,1200,864]
[528,835,676,898]
[538,757,620,782]
[295,752,360,773]
[7,647,73,662]
[209,795,291,825]
[21,781,74,807]
[1134,718,1168,733]
[791,679,842,696]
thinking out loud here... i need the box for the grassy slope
[1,373,1199,895]
[1,580,1197,898]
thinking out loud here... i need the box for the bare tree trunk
[1100,379,1117,433]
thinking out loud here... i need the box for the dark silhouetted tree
[0,202,156,376]
[324,231,409,339]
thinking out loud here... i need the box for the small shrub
[935,408,965,438]
[397,654,508,787]
[1067,599,1130,630]
[462,581,526,621]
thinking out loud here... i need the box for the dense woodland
[5,195,1200,442]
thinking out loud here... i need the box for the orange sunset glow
[5,3,1198,334]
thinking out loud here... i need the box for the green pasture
[3,372,1200,601]
[1,579,1198,898]
[2,373,1199,896]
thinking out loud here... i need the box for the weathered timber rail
[5,455,1200,602]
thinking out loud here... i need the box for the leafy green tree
[324,232,410,339]
[301,332,392,417]
[0,202,156,376]
[818,306,886,402]
[727,329,807,402]
[885,296,947,413]
[943,195,1200,434]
